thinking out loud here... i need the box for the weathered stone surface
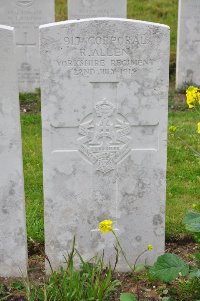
[40,18,170,272]
[176,0,200,88]
[0,0,55,92]
[68,0,127,19]
[0,25,27,277]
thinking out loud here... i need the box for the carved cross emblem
[78,99,131,173]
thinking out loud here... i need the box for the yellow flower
[99,220,113,234]
[169,125,177,133]
[188,103,194,109]
[147,244,153,251]
[186,86,200,108]
[192,204,197,209]
[197,122,200,134]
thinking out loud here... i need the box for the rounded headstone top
[0,25,14,31]
[39,18,170,30]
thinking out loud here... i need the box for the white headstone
[0,0,55,92]
[0,25,27,277]
[68,0,127,19]
[40,18,170,272]
[176,0,200,88]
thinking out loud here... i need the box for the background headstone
[40,18,170,272]
[176,0,200,88]
[0,25,27,277]
[68,0,127,19]
[0,0,55,92]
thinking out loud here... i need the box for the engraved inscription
[55,34,154,78]
[16,0,35,7]
[181,1,200,18]
[16,31,39,85]
[7,9,43,31]
[64,35,151,46]
[56,57,153,77]
[18,67,40,84]
[78,99,131,173]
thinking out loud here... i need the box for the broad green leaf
[120,293,137,301]
[189,268,200,279]
[150,253,189,283]
[183,212,200,233]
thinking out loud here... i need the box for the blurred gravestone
[40,18,170,272]
[68,0,127,19]
[176,0,200,88]
[0,0,55,92]
[0,25,27,277]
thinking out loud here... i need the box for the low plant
[177,275,200,301]
[149,251,200,300]
[0,281,26,301]
[99,220,153,301]
[150,86,200,300]
[169,85,200,241]
[23,237,120,301]
[169,85,200,143]
[181,86,200,243]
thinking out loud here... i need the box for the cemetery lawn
[167,109,200,241]
[21,113,44,245]
[20,89,200,245]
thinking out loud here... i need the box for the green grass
[127,0,178,67]
[55,0,67,21]
[0,242,120,300]
[21,113,43,243]
[166,110,200,240]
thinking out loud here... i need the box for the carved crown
[95,99,115,117]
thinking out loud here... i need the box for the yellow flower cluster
[147,244,153,251]
[99,220,113,233]
[169,125,177,133]
[198,122,200,134]
[186,86,200,109]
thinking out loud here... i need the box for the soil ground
[1,241,199,301]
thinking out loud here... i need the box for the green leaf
[189,268,200,279]
[134,262,146,273]
[183,212,200,233]
[120,293,137,301]
[150,253,189,283]
[195,252,200,263]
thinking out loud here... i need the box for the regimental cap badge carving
[16,0,34,7]
[78,98,131,174]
